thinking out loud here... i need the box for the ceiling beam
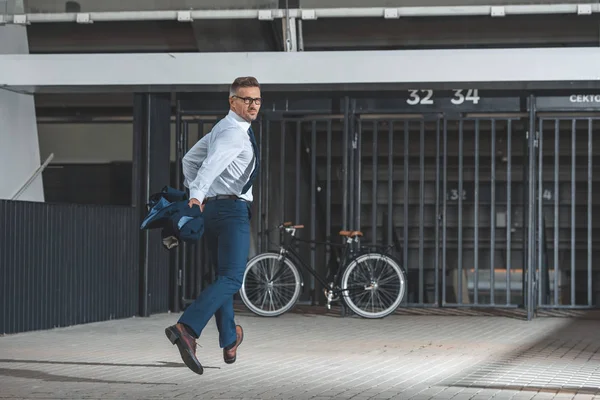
[1,3,599,24]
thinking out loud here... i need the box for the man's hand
[189,198,204,212]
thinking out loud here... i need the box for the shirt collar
[227,110,251,132]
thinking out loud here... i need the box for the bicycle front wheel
[341,253,406,319]
[240,252,302,317]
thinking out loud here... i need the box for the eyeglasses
[232,96,262,106]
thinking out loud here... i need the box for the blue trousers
[178,198,250,349]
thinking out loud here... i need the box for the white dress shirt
[182,110,256,205]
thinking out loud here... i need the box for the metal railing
[11,153,54,200]
[4,2,599,23]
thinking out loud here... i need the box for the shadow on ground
[0,367,177,385]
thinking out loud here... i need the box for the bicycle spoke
[341,253,406,318]
[241,253,302,317]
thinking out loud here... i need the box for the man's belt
[204,195,250,203]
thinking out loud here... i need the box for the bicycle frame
[273,225,396,298]
[277,230,352,292]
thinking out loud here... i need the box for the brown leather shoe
[165,323,203,375]
[223,325,244,364]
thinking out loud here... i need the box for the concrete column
[0,0,44,202]
[133,92,172,316]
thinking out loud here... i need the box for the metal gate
[351,114,528,309]
[531,114,599,313]
[173,92,599,317]
[257,114,348,305]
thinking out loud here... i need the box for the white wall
[37,122,202,164]
[0,21,45,202]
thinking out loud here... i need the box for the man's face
[229,86,262,122]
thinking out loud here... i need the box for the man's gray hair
[229,76,260,97]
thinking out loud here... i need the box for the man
[164,76,262,375]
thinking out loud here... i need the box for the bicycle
[239,222,407,319]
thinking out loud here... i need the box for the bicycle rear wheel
[240,252,302,317]
[340,252,406,319]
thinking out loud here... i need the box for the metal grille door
[257,115,349,305]
[441,117,527,308]
[534,117,599,310]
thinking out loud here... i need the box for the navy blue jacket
[140,186,204,250]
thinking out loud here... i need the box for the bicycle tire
[240,252,302,317]
[340,252,406,319]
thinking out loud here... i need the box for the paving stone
[1,311,600,399]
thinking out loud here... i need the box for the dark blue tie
[241,126,260,194]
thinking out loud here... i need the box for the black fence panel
[0,200,139,335]
[535,117,600,309]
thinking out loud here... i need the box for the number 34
[451,89,480,105]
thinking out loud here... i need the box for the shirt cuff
[189,188,206,205]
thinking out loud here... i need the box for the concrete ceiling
[26,13,600,53]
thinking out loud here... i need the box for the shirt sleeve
[187,127,245,204]
[181,134,208,190]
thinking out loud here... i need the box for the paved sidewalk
[2,309,600,399]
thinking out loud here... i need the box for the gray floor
[1,308,600,399]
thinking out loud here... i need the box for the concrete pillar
[133,92,173,316]
[0,1,45,202]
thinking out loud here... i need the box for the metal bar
[372,120,378,246]
[442,118,448,305]
[264,119,271,252]
[434,118,441,306]
[387,121,394,248]
[297,19,304,52]
[258,118,264,254]
[141,95,151,318]
[349,117,356,231]
[571,119,576,306]
[356,117,362,234]
[186,123,197,299]
[342,98,349,231]
[304,4,600,18]
[537,119,544,307]
[435,302,520,309]
[175,106,183,190]
[326,119,332,272]
[490,119,496,305]
[20,9,263,23]
[295,121,301,228]
[172,104,183,313]
[403,120,410,297]
[8,4,600,24]
[311,120,317,304]
[506,119,512,306]
[526,95,536,321]
[458,119,464,305]
[280,121,286,226]
[180,122,189,305]
[537,304,596,310]
[588,118,593,306]
[419,120,425,305]
[200,120,208,137]
[554,119,559,306]
[11,153,54,200]
[474,119,480,305]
